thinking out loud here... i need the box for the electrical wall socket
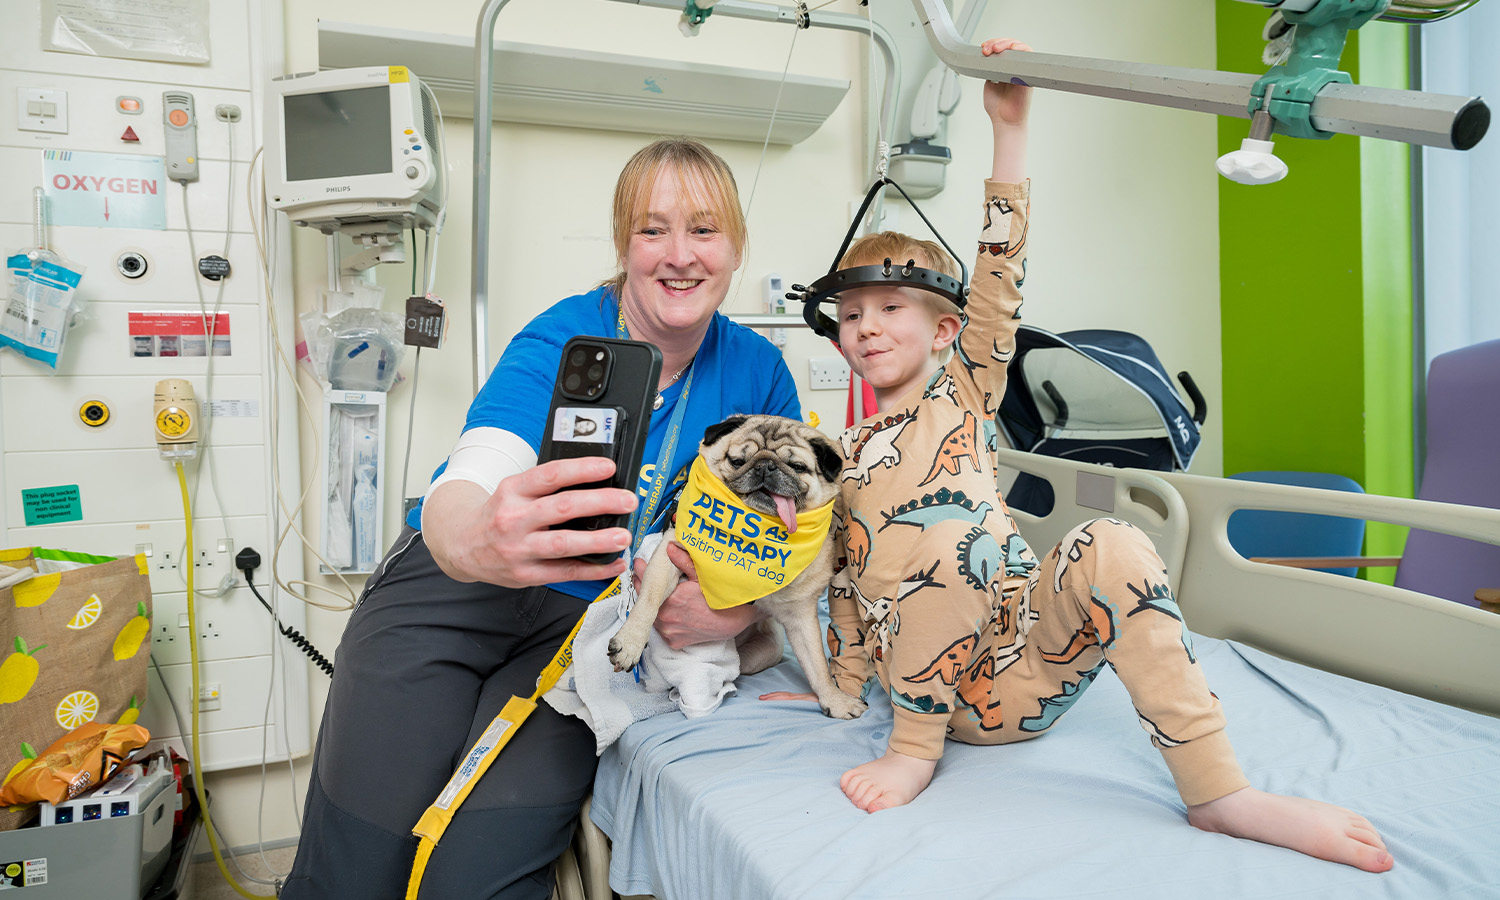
[809,357,852,390]
[192,538,231,574]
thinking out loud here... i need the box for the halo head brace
[787,177,970,342]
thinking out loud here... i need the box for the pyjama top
[409,285,802,600]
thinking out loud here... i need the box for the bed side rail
[998,448,1191,592]
[996,447,1500,716]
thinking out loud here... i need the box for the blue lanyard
[616,300,696,551]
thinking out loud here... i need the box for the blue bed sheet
[590,635,1500,899]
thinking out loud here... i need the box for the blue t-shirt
[409,285,801,600]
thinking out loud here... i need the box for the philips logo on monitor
[326,186,352,193]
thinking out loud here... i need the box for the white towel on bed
[543,533,742,754]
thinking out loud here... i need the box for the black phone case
[537,336,662,564]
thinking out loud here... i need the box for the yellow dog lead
[405,577,619,899]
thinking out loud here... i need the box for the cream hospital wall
[275,0,1221,835]
[281,0,1224,591]
[155,0,1222,852]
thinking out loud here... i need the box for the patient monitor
[265,65,443,236]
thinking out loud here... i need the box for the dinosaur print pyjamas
[826,180,1249,806]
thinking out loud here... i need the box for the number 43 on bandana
[674,457,834,610]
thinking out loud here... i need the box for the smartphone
[537,336,662,563]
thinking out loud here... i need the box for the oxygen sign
[41,150,167,230]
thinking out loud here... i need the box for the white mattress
[590,635,1500,899]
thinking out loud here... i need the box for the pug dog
[607,414,868,720]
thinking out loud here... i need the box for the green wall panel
[1216,2,1413,582]
[1358,25,1415,581]
[1217,2,1366,481]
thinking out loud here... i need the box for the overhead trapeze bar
[907,0,1488,185]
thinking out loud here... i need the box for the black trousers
[281,528,598,900]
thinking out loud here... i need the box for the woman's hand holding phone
[425,459,638,588]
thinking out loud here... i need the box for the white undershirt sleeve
[426,427,538,496]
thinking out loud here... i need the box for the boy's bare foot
[839,750,937,812]
[1187,787,1394,873]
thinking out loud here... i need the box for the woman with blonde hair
[283,138,798,900]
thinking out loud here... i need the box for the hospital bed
[552,449,1500,900]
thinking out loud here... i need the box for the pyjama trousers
[889,517,1247,805]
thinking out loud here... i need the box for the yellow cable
[177,460,270,899]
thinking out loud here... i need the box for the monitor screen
[283,86,392,182]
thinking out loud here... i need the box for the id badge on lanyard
[617,302,695,551]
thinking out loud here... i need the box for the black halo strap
[790,176,971,341]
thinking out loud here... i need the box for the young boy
[767,38,1393,874]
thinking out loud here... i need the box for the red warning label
[127,312,231,358]
[127,312,230,336]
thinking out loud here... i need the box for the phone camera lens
[564,373,582,392]
[587,364,604,382]
[570,349,587,367]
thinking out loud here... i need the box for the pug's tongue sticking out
[771,492,799,534]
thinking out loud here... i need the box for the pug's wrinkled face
[699,415,843,534]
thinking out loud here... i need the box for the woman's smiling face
[619,171,742,340]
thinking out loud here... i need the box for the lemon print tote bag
[0,547,151,829]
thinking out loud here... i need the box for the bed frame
[550,449,1500,900]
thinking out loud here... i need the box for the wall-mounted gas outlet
[214,104,241,123]
[809,357,852,390]
[117,250,149,280]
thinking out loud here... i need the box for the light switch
[17,88,68,134]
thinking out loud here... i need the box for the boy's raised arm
[983,39,1032,184]
[948,40,1033,416]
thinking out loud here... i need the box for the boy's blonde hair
[837,232,963,318]
[604,138,747,296]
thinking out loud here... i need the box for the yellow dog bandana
[675,456,834,609]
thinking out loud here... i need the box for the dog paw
[821,694,868,720]
[607,636,644,673]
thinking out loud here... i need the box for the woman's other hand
[424,456,637,588]
[632,540,766,648]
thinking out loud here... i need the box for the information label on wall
[42,150,168,230]
[22,485,82,527]
[127,311,230,358]
[43,0,210,64]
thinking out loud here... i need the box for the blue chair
[1226,471,1368,577]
